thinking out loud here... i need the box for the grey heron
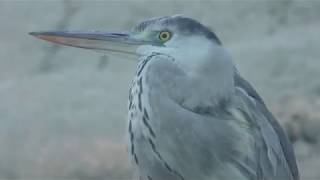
[30,15,299,180]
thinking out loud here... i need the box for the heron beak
[29,31,149,56]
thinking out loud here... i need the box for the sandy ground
[0,0,319,179]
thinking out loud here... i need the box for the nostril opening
[110,32,128,37]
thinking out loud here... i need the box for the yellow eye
[159,31,171,42]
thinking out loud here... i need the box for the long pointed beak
[29,31,148,56]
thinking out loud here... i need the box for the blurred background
[0,0,320,179]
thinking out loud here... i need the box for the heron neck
[179,44,235,109]
[143,52,235,112]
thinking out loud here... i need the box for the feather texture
[128,54,299,180]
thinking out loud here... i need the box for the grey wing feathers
[234,72,299,180]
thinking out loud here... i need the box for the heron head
[131,15,222,52]
[30,15,232,73]
[131,15,231,72]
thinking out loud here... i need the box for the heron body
[30,15,299,180]
[128,54,296,180]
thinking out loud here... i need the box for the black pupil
[161,33,168,39]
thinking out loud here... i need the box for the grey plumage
[234,73,299,179]
[128,54,298,180]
